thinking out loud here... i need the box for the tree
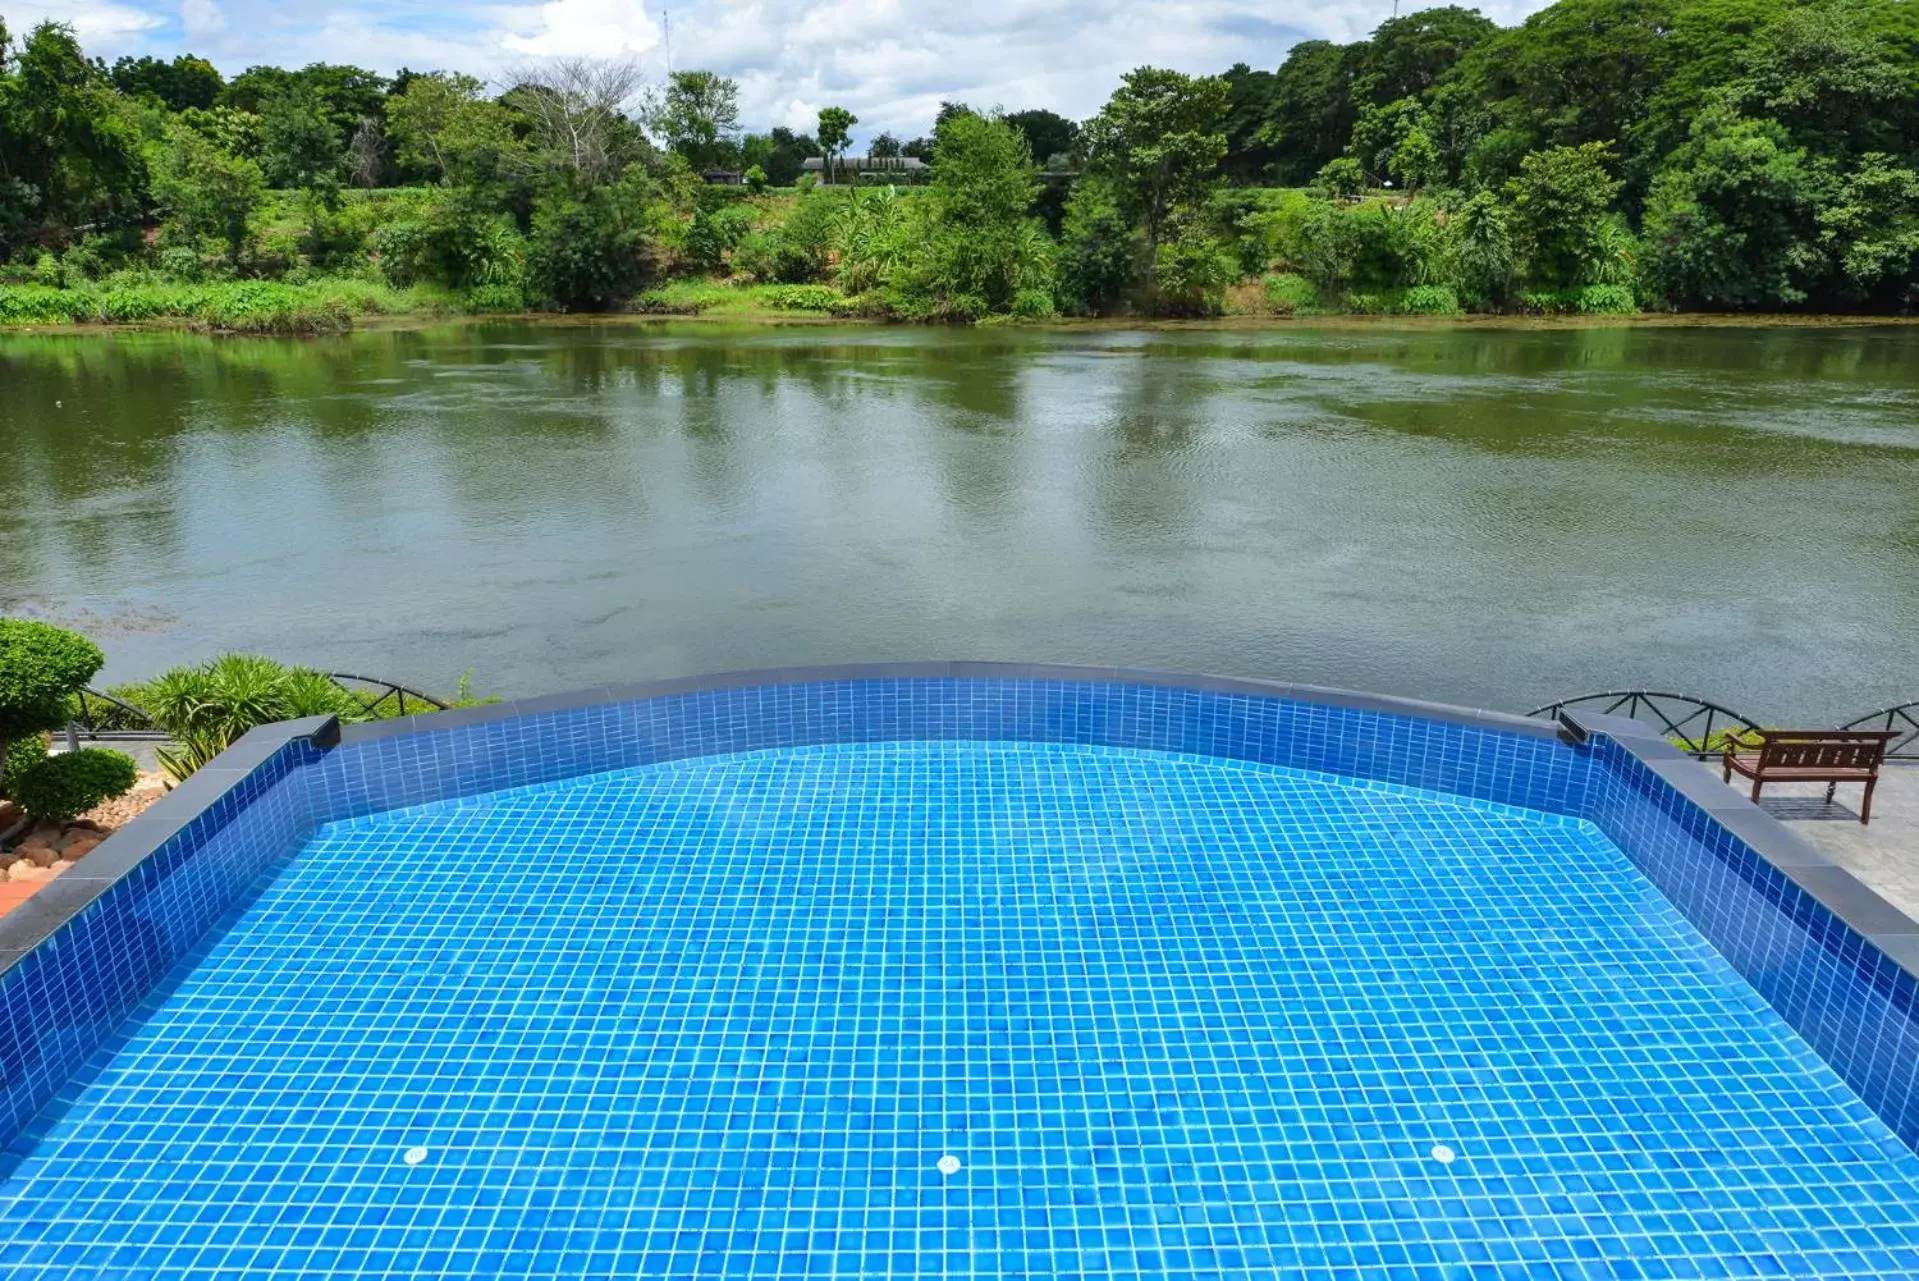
[1057,177,1135,313]
[742,127,818,186]
[887,112,1053,317]
[507,56,646,182]
[1451,188,1518,304]
[0,621,135,826]
[110,54,223,110]
[816,106,856,184]
[1642,109,1817,306]
[1263,40,1360,184]
[260,83,344,193]
[527,165,655,307]
[644,70,741,170]
[1507,141,1624,287]
[1817,154,1919,305]
[1083,67,1231,269]
[1004,109,1081,169]
[1359,7,1499,104]
[868,132,901,158]
[151,123,264,260]
[0,22,147,248]
[1220,64,1278,183]
[387,73,527,187]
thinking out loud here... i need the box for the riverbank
[6,277,1917,338]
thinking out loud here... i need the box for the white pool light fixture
[1431,1144,1456,1165]
[403,1146,430,1166]
[936,1154,961,1176]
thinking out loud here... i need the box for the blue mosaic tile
[3,742,1918,1279]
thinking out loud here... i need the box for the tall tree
[816,105,856,183]
[643,70,741,170]
[1083,67,1230,261]
[1004,109,1081,169]
[0,21,146,247]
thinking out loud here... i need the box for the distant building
[701,169,743,185]
[801,155,929,182]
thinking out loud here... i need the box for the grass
[633,278,852,317]
[0,278,464,334]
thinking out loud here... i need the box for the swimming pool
[2,668,1917,1278]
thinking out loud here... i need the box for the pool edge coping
[8,663,1916,990]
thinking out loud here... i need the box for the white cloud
[4,0,162,46]
[49,0,1561,138]
[180,0,223,37]
[501,0,661,59]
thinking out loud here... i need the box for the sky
[4,0,1555,140]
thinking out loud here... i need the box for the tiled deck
[1746,762,1919,921]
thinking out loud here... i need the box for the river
[3,319,1916,724]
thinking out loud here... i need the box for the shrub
[761,284,841,311]
[142,653,369,782]
[465,283,524,312]
[7,747,137,825]
[1574,283,1638,314]
[1397,284,1463,315]
[0,619,133,821]
[0,286,93,324]
[1262,273,1320,315]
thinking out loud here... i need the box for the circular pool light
[403,1146,430,1166]
[1431,1144,1456,1165]
[936,1154,961,1176]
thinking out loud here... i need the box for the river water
[3,319,1916,723]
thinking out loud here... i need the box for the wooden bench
[1722,729,1898,824]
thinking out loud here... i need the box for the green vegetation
[0,620,136,825]
[98,655,494,782]
[3,0,1917,324]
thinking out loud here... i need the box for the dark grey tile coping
[7,663,1917,1048]
[336,662,1562,746]
[1559,706,1919,979]
[0,714,337,959]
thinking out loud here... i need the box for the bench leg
[1862,777,1877,826]
[1751,778,1764,805]
[1826,780,1838,805]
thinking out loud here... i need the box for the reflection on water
[3,320,1917,722]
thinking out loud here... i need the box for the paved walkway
[1741,762,1919,921]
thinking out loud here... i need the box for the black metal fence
[1530,690,1919,762]
[65,673,449,746]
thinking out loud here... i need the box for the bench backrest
[1757,730,1896,772]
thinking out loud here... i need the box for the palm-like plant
[146,654,369,784]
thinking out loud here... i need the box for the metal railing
[1527,691,1765,761]
[65,672,450,745]
[1839,701,1919,761]
[322,673,449,719]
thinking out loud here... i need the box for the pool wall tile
[0,664,1915,1163]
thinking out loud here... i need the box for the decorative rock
[7,859,39,882]
[50,860,73,874]
[24,847,57,869]
[61,836,100,860]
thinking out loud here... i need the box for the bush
[1397,284,1463,315]
[0,620,105,744]
[465,283,524,312]
[0,619,130,821]
[145,653,371,783]
[761,284,841,311]
[1574,283,1638,314]
[1262,273,1320,315]
[0,285,93,324]
[7,746,137,824]
[528,175,653,310]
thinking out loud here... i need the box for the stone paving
[1740,761,1919,922]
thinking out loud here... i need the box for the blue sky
[6,0,1554,138]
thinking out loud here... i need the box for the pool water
[4,741,1919,1278]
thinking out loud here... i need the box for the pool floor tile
[2,741,1918,1280]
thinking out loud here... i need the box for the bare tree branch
[504,56,645,183]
